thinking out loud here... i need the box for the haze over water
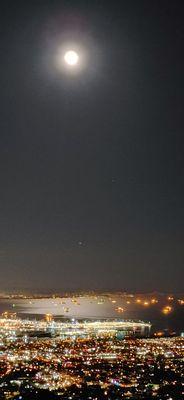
[0,294,183,333]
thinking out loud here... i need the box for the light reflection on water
[0,296,183,331]
[0,297,125,318]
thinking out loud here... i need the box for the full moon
[64,50,79,66]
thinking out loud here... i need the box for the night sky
[0,0,184,292]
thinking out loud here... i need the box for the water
[0,295,183,333]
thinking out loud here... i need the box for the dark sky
[0,0,184,292]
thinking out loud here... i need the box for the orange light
[162,306,172,315]
[115,307,124,313]
[45,313,53,322]
[154,331,164,337]
[151,298,158,304]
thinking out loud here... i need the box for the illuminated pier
[0,317,151,338]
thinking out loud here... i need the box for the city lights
[0,316,183,399]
